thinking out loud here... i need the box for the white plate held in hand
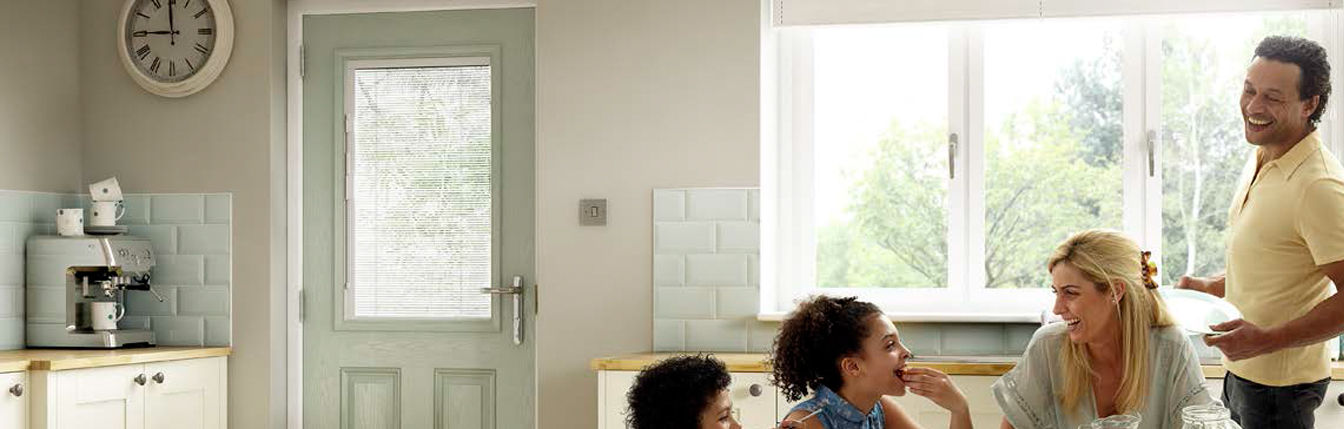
[1158,288,1241,336]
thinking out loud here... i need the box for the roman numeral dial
[122,0,217,83]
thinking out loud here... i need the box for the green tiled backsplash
[652,188,1343,360]
[0,190,231,350]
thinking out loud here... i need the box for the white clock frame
[116,0,235,98]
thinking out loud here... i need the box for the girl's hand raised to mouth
[902,367,969,414]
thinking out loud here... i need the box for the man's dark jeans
[1222,371,1330,429]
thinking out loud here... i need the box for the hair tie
[1140,251,1159,289]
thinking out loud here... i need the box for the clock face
[123,0,216,83]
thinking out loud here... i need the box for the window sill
[756,311,1044,323]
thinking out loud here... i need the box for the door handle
[481,275,525,346]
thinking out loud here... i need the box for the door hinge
[299,43,306,80]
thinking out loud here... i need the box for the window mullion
[964,24,987,296]
[947,26,968,297]
[1122,19,1158,254]
[1143,20,1163,263]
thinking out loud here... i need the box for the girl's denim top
[788,385,885,429]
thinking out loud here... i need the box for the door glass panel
[349,64,493,319]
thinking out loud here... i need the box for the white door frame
[284,2,535,428]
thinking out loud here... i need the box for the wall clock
[117,0,234,97]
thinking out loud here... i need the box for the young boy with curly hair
[626,354,742,429]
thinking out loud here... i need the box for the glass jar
[1090,414,1142,429]
[1182,403,1241,429]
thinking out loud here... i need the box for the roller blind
[773,0,1338,26]
[349,64,494,319]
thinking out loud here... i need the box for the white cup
[90,201,125,227]
[91,302,125,331]
[56,209,84,236]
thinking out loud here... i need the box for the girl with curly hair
[626,354,741,429]
[772,296,973,429]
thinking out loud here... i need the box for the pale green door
[302,9,534,429]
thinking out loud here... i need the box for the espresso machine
[25,235,160,348]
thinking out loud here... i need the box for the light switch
[580,199,607,226]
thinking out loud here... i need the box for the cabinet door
[54,364,145,429]
[144,357,222,429]
[1314,380,1344,427]
[598,371,636,429]
[600,370,777,429]
[728,373,778,429]
[777,375,1003,428]
[900,376,1002,429]
[1206,376,1344,427]
[0,372,26,429]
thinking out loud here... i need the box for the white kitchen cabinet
[1317,379,1344,425]
[776,375,1002,428]
[1204,377,1344,427]
[1203,376,1344,426]
[30,356,226,429]
[142,357,225,429]
[727,372,778,428]
[597,370,778,429]
[0,371,26,429]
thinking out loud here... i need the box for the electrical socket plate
[580,199,607,226]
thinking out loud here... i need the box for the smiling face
[1051,261,1123,346]
[697,389,742,429]
[1242,57,1318,147]
[844,314,912,397]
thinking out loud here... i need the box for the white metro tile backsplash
[654,189,759,351]
[652,188,1036,355]
[0,190,232,350]
[120,194,232,347]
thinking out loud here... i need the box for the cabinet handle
[152,372,165,384]
[749,384,763,397]
[7,384,20,397]
[1337,392,1343,407]
[134,374,147,386]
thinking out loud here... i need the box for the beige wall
[11,0,760,426]
[0,0,84,192]
[535,0,761,426]
[78,0,288,427]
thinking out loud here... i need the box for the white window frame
[763,11,1342,322]
[336,50,505,332]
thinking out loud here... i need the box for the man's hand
[1177,275,1226,297]
[1204,319,1285,361]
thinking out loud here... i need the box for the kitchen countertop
[592,353,1344,380]
[0,347,231,372]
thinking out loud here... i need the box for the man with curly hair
[626,354,741,429]
[1180,35,1344,428]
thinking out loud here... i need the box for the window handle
[1147,130,1156,177]
[948,132,959,179]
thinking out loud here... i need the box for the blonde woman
[992,230,1214,429]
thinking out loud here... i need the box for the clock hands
[167,0,177,45]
